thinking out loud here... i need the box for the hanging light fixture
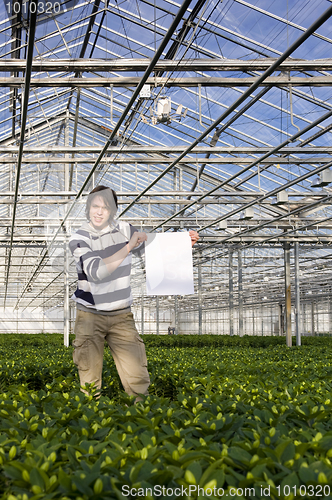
[240,207,254,220]
[271,191,288,205]
[311,168,332,187]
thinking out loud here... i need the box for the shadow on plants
[152,376,178,400]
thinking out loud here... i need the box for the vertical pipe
[141,284,144,335]
[252,306,255,336]
[63,109,70,347]
[229,248,234,336]
[294,242,301,346]
[317,302,320,335]
[261,304,264,336]
[303,302,306,334]
[179,167,183,193]
[284,242,292,347]
[110,84,113,124]
[64,238,70,347]
[278,303,283,336]
[70,89,80,191]
[174,295,178,335]
[238,248,243,336]
[198,250,202,335]
[64,110,70,194]
[173,169,177,215]
[329,290,332,335]
[156,296,159,335]
[311,301,315,336]
[179,167,183,228]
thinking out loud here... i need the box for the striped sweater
[69,220,141,312]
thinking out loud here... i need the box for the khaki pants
[72,309,150,397]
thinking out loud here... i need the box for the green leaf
[129,461,147,483]
[281,471,299,489]
[298,466,316,484]
[30,467,46,490]
[275,440,295,463]
[199,459,224,487]
[3,464,24,481]
[228,447,252,466]
[186,462,202,484]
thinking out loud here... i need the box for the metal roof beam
[1,156,332,164]
[2,57,332,72]
[2,197,332,206]
[1,76,332,87]
[1,146,329,154]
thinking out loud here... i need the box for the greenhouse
[1,0,332,498]
[0,0,332,342]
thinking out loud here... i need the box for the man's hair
[85,185,118,222]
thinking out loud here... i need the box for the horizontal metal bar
[0,235,330,244]
[2,197,332,206]
[199,236,332,242]
[1,216,331,225]
[0,190,330,198]
[1,76,331,87]
[2,218,332,230]
[0,190,265,197]
[1,57,332,72]
[1,156,332,164]
[1,146,331,154]
[2,199,332,206]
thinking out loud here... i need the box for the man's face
[89,195,111,230]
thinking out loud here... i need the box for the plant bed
[0,335,332,499]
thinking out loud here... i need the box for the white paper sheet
[145,233,194,295]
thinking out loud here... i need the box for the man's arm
[70,231,147,281]
[102,231,147,274]
[189,230,199,247]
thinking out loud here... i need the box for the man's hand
[189,230,199,247]
[128,231,147,251]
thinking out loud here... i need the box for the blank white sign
[145,233,194,295]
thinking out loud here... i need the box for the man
[69,185,199,399]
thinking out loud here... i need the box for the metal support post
[65,110,70,194]
[173,169,177,215]
[329,290,332,335]
[278,303,283,336]
[229,248,234,336]
[311,301,315,336]
[284,242,292,347]
[64,238,70,347]
[238,248,243,336]
[294,242,301,346]
[156,296,159,335]
[198,251,203,335]
[174,295,178,335]
[141,284,144,335]
[316,303,320,335]
[261,304,264,336]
